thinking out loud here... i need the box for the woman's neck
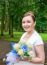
[27,29,35,35]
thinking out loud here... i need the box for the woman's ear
[34,21,36,26]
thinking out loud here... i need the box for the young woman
[14,11,45,65]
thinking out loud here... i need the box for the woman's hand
[20,57,29,61]
[16,58,21,62]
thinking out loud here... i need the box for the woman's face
[22,16,35,32]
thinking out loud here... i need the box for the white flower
[13,43,20,50]
[28,51,35,57]
[18,49,24,56]
[3,58,6,62]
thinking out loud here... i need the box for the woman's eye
[27,20,31,23]
[22,20,31,23]
[22,21,25,23]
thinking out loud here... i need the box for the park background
[0,0,47,65]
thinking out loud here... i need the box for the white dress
[14,30,44,65]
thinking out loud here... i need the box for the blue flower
[6,61,10,65]
[10,42,15,50]
[21,44,28,52]
[11,50,20,57]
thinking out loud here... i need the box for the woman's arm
[31,44,45,64]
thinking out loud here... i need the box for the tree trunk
[5,0,9,31]
[9,16,13,37]
[1,17,4,36]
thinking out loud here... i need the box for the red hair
[23,11,35,22]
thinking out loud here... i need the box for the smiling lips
[24,26,30,29]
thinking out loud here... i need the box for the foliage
[0,0,47,37]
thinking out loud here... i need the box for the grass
[40,33,47,42]
[0,32,24,42]
[0,32,47,42]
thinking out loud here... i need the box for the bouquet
[3,42,33,65]
[13,42,33,58]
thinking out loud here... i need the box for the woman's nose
[24,22,28,26]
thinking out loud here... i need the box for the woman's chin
[24,30,30,32]
[24,28,31,32]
